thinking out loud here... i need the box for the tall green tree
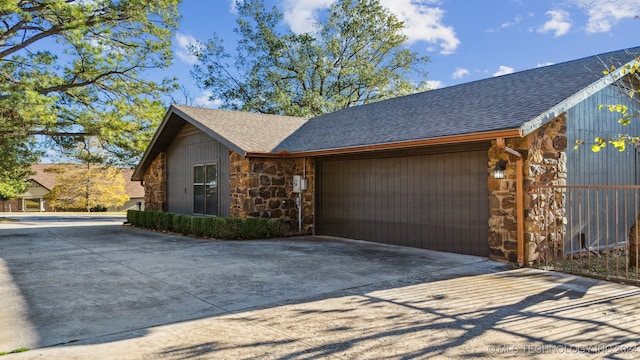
[192,0,430,118]
[0,0,181,199]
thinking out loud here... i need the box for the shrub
[202,216,222,238]
[171,214,188,235]
[267,218,286,238]
[190,216,204,237]
[159,212,173,232]
[127,210,144,227]
[144,211,155,229]
[126,209,135,225]
[128,211,288,240]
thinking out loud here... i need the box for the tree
[191,0,430,118]
[45,164,129,212]
[584,56,640,153]
[0,0,181,199]
[0,135,38,199]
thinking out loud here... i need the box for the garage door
[317,147,489,256]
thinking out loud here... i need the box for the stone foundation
[143,152,167,212]
[229,153,314,233]
[488,114,567,264]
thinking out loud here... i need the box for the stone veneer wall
[229,152,314,233]
[488,114,567,264]
[143,152,167,212]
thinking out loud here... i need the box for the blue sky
[164,0,640,107]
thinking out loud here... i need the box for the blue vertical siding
[565,85,640,250]
[566,85,639,186]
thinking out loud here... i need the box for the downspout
[299,158,305,234]
[496,138,525,266]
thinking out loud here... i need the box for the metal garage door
[317,146,489,256]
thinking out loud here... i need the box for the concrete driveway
[1,214,639,359]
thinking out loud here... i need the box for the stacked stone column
[488,114,567,264]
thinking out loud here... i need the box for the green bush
[240,217,268,239]
[127,210,142,227]
[126,210,134,224]
[190,216,204,237]
[143,211,154,228]
[172,214,190,235]
[159,212,173,232]
[128,210,287,240]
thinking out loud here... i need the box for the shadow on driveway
[1,215,639,359]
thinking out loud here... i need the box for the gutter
[245,129,521,158]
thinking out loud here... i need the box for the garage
[316,144,490,256]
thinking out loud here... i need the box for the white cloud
[425,80,444,89]
[578,0,640,33]
[229,0,240,14]
[538,9,572,37]
[537,62,554,67]
[279,0,460,55]
[379,0,460,54]
[488,15,523,32]
[281,0,336,33]
[452,67,469,79]
[501,15,523,29]
[175,33,201,65]
[493,65,514,76]
[194,91,223,108]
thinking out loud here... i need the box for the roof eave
[246,129,521,158]
[170,106,249,157]
[131,105,180,181]
[131,105,252,181]
[519,58,637,137]
[27,178,50,191]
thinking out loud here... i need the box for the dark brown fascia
[244,128,522,158]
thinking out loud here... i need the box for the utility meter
[293,175,302,193]
[293,175,307,193]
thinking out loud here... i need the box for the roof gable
[132,105,307,180]
[133,46,640,178]
[274,47,640,153]
[171,105,308,154]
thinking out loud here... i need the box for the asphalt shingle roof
[134,46,640,180]
[172,106,308,154]
[131,106,308,180]
[274,47,640,153]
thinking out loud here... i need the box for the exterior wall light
[494,160,507,179]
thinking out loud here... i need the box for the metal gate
[533,185,640,285]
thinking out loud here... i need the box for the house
[0,164,145,212]
[133,47,640,264]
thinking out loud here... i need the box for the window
[193,164,218,215]
[24,198,42,211]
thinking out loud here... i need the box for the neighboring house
[132,47,640,264]
[0,164,144,212]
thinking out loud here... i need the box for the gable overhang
[26,179,50,192]
[169,106,249,157]
[132,106,180,181]
[519,58,638,137]
[132,105,250,181]
[245,128,521,158]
